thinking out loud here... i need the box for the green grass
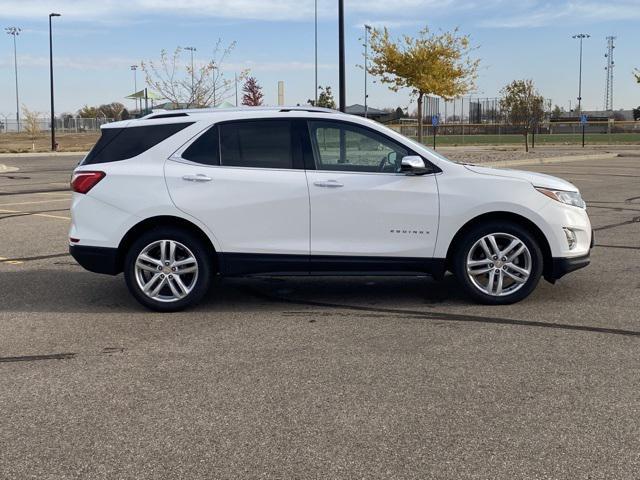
[411,133,640,147]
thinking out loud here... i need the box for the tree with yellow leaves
[368,26,479,142]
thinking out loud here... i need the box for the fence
[387,120,640,145]
[422,96,506,124]
[0,117,115,134]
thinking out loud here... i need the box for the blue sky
[1,0,639,116]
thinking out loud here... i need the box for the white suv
[69,107,592,311]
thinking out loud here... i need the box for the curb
[482,152,620,168]
[0,151,87,158]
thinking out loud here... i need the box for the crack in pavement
[593,216,640,232]
[237,285,640,338]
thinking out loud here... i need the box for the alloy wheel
[465,232,532,297]
[134,239,199,303]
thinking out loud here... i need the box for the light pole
[338,0,345,112]
[314,0,318,104]
[364,24,371,118]
[572,33,590,113]
[184,46,196,99]
[130,65,138,112]
[49,13,61,151]
[5,26,21,132]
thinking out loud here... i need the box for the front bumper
[547,253,590,281]
[69,244,120,275]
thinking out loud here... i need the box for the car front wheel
[453,222,543,305]
[124,228,212,311]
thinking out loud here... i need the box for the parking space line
[0,198,70,207]
[37,191,71,196]
[0,256,23,265]
[0,207,70,220]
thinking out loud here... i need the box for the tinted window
[308,120,408,173]
[182,125,220,165]
[219,120,292,169]
[81,123,193,165]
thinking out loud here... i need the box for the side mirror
[400,156,429,175]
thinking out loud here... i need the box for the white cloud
[3,0,636,28]
[0,0,441,22]
[480,0,640,28]
[0,54,334,73]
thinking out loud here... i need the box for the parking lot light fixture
[572,33,590,113]
[5,26,21,132]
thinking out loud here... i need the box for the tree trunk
[523,131,529,152]
[417,93,424,143]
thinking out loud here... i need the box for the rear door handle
[313,180,344,188]
[182,174,212,182]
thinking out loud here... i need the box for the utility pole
[572,33,590,113]
[184,46,196,104]
[5,26,21,132]
[130,65,138,112]
[364,24,371,118]
[338,0,346,112]
[49,13,61,151]
[604,36,616,112]
[314,0,318,104]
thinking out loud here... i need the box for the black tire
[124,227,212,312]
[452,221,543,305]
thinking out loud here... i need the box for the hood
[464,164,579,192]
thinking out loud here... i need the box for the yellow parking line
[0,199,70,207]
[0,207,70,220]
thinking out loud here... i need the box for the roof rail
[146,112,190,120]
[140,106,338,118]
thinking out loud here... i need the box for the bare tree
[141,40,248,108]
[22,105,41,140]
[99,102,126,120]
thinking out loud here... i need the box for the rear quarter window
[81,122,193,165]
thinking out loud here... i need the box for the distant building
[345,104,388,121]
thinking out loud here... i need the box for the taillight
[71,171,105,194]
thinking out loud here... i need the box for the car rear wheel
[124,228,212,311]
[453,222,543,305]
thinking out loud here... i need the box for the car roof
[102,106,343,129]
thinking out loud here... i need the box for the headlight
[535,187,586,209]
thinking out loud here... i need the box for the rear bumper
[69,244,120,275]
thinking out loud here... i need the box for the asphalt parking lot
[1,152,639,479]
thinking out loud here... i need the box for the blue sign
[580,114,588,125]
[431,115,439,127]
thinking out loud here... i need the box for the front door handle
[313,180,344,188]
[182,174,212,182]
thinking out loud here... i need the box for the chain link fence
[0,117,114,134]
[388,120,640,145]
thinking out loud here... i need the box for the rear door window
[219,120,293,169]
[182,125,220,166]
[81,122,193,165]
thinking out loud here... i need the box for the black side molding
[219,252,447,278]
[69,245,120,275]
